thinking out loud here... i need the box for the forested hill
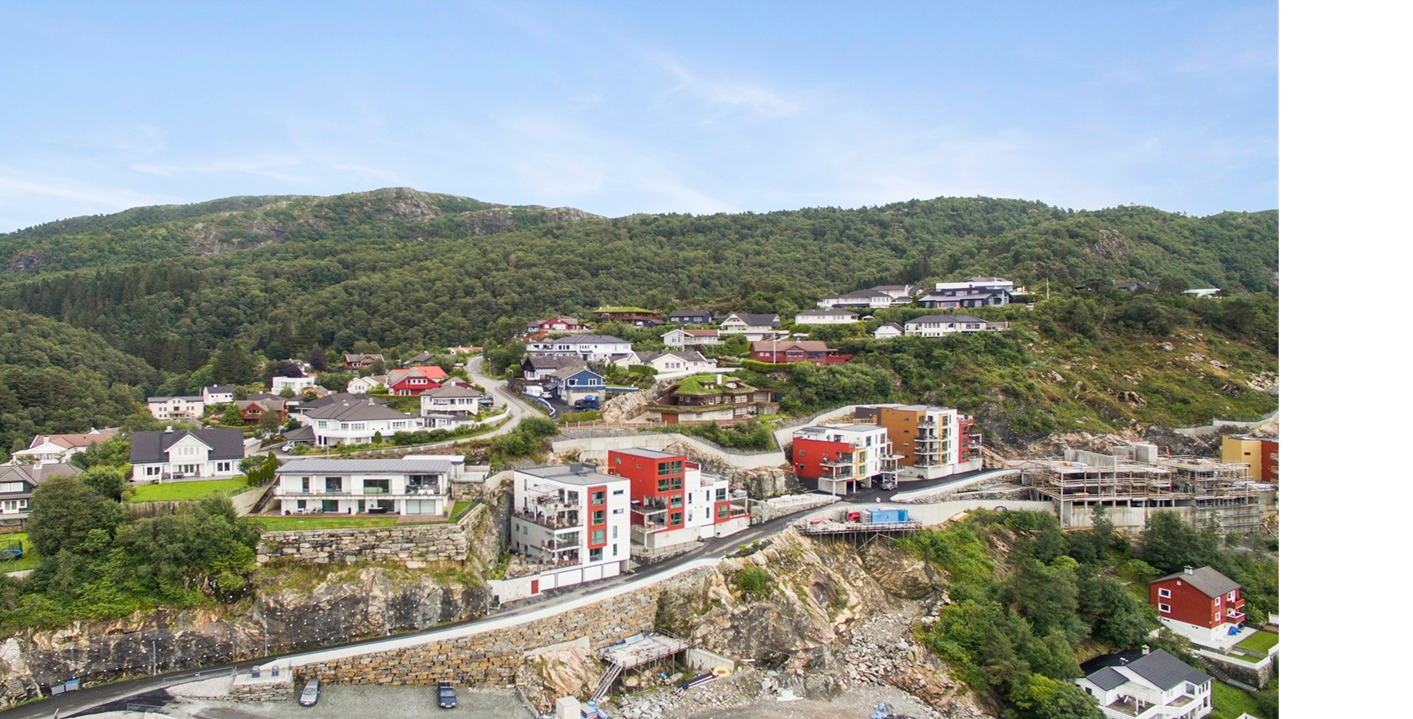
[0,307,161,455]
[0,188,1276,374]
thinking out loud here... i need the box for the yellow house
[1221,435,1278,483]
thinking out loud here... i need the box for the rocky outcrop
[649,529,987,717]
[0,566,492,707]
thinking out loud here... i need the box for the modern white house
[794,309,859,325]
[288,398,420,446]
[525,335,634,364]
[817,290,894,310]
[1075,648,1214,719]
[791,423,899,495]
[1182,288,1222,298]
[273,458,455,516]
[200,385,235,405]
[509,464,632,594]
[918,277,1014,308]
[419,384,483,417]
[9,429,119,465]
[272,375,319,393]
[146,395,205,421]
[345,375,388,394]
[902,314,1002,337]
[873,322,904,340]
[129,427,245,483]
[661,328,722,350]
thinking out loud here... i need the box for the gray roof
[1086,667,1128,691]
[611,448,682,460]
[299,392,388,411]
[667,309,712,318]
[551,335,630,346]
[1121,649,1211,691]
[726,313,779,327]
[283,425,315,442]
[276,459,454,475]
[421,384,482,398]
[301,400,413,422]
[519,464,625,486]
[1152,566,1241,598]
[130,428,245,464]
[523,355,587,370]
[205,385,235,393]
[905,314,987,325]
[147,395,203,402]
[0,462,79,495]
[877,322,904,330]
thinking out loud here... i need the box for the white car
[299,678,320,706]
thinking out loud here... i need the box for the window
[669,511,682,525]
[1228,590,1237,601]
[592,509,606,525]
[591,529,606,545]
[715,488,727,501]
[591,490,606,505]
[1214,613,1221,623]
[1158,588,1172,598]
[145,466,161,476]
[589,547,603,561]
[612,508,624,514]
[1158,603,1172,614]
[669,495,683,508]
[216,462,232,473]
[611,526,618,539]
[612,489,625,495]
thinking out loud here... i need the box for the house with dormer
[130,427,245,483]
[10,428,119,465]
[386,366,449,396]
[717,313,783,341]
[918,277,1014,308]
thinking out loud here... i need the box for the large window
[592,509,606,525]
[591,490,606,505]
[591,529,606,545]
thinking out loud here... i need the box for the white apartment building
[200,385,235,405]
[524,335,634,364]
[791,423,898,495]
[147,395,205,421]
[273,458,455,516]
[1075,649,1213,719]
[272,375,319,393]
[419,384,483,416]
[509,464,631,593]
[661,328,722,350]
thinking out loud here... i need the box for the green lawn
[250,516,399,531]
[1212,681,1261,719]
[451,501,478,521]
[1236,630,1279,656]
[0,533,39,574]
[128,478,252,502]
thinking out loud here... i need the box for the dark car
[437,681,457,709]
[299,678,320,706]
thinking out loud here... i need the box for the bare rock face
[0,567,492,706]
[517,640,598,712]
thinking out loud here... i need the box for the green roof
[674,374,756,396]
[595,306,656,313]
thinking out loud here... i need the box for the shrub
[733,565,773,597]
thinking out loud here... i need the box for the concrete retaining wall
[256,503,486,567]
[752,494,839,523]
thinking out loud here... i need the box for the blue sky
[0,1,1276,231]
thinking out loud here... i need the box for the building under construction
[1018,443,1276,534]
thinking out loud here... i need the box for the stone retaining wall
[298,568,709,687]
[257,503,486,567]
[227,675,294,702]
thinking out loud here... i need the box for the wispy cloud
[0,169,176,209]
[643,52,801,118]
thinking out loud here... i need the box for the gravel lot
[171,686,530,719]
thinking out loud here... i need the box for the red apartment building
[1149,566,1246,646]
[604,448,746,561]
[607,448,687,535]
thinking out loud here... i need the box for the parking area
[223,685,529,719]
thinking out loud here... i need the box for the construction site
[1015,442,1278,534]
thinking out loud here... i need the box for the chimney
[1184,566,1194,575]
[1141,644,1150,656]
[164,426,174,433]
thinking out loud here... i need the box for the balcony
[278,488,445,500]
[1226,609,1247,623]
[514,508,581,530]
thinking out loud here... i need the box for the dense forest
[0,188,1277,456]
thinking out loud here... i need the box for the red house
[750,340,851,365]
[386,366,449,396]
[1149,566,1246,645]
[606,448,687,535]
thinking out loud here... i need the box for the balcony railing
[278,488,445,499]
[514,509,581,529]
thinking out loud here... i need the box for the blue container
[865,508,908,524]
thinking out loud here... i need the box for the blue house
[548,365,605,404]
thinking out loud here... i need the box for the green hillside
[0,188,1277,452]
[0,307,161,455]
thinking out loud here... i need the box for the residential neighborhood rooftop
[1151,566,1242,598]
[130,427,245,464]
[276,459,456,474]
[518,464,623,485]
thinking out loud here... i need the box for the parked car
[437,681,457,709]
[299,678,320,706]
[281,442,295,452]
[480,395,494,407]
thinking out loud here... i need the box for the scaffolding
[1020,443,1271,534]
